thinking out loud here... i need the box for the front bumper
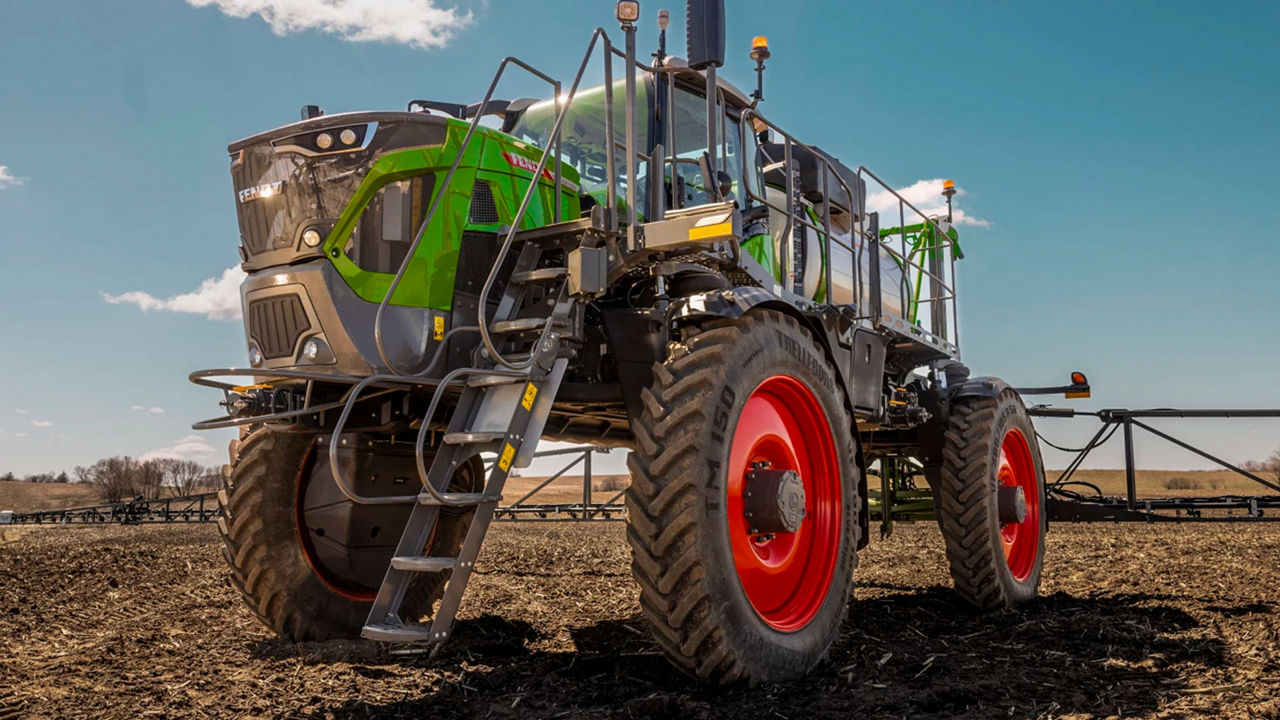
[242,259,450,377]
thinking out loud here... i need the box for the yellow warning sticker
[688,220,732,241]
[497,443,516,472]
[432,316,445,341]
[521,382,538,411]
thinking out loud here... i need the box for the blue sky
[0,0,1277,477]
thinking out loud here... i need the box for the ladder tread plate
[490,317,565,335]
[511,267,568,284]
[362,623,437,644]
[390,555,458,572]
[442,431,505,444]
[417,491,501,506]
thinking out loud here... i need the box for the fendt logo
[501,152,580,193]
[238,180,284,204]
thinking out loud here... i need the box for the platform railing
[736,108,960,358]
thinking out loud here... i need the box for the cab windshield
[507,79,651,217]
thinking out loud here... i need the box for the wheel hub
[744,466,807,534]
[997,485,1027,524]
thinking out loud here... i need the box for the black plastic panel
[248,294,311,359]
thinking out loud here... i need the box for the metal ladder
[361,232,580,647]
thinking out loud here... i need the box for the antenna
[654,9,670,66]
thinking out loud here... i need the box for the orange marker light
[750,35,771,63]
[943,179,955,190]
[1071,371,1087,385]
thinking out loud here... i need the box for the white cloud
[103,266,245,321]
[30,420,52,428]
[186,0,473,50]
[141,434,219,463]
[13,409,28,415]
[866,178,990,229]
[0,166,25,190]
[132,405,167,414]
[14,432,29,438]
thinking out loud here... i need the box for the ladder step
[466,374,528,388]
[489,317,566,335]
[417,491,501,506]
[510,267,568,284]
[390,555,459,572]
[362,622,438,644]
[442,431,505,444]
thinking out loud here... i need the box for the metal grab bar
[371,57,563,376]
[477,28,619,371]
[857,166,961,349]
[324,28,633,507]
[738,101,962,353]
[321,365,525,507]
[738,107,872,302]
[188,326,481,430]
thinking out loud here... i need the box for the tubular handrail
[410,366,527,506]
[476,28,617,371]
[738,108,872,302]
[371,56,563,377]
[323,28,632,508]
[856,165,960,349]
[737,104,961,353]
[188,326,481,430]
[323,365,525,507]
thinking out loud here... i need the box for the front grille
[248,295,311,359]
[468,181,500,225]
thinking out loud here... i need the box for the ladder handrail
[476,28,617,371]
[371,57,563,376]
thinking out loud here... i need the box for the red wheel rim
[997,428,1040,582]
[726,375,842,632]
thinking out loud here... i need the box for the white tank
[765,187,909,316]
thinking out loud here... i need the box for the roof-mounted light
[616,1,640,23]
[750,36,770,61]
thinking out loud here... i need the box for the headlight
[339,128,358,146]
[315,132,334,150]
[300,337,333,364]
[248,346,263,367]
[302,229,322,247]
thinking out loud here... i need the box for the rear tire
[218,427,482,641]
[938,388,1046,609]
[626,311,860,684]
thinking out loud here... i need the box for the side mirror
[685,0,725,70]
[717,170,733,200]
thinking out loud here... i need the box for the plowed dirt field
[1,521,1278,719]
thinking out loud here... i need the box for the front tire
[626,311,861,684]
[218,428,482,641]
[938,388,1046,609]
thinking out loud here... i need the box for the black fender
[948,375,1016,402]
[667,286,790,325]
[668,287,859,414]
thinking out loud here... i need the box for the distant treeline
[2,471,71,484]
[3,458,221,503]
